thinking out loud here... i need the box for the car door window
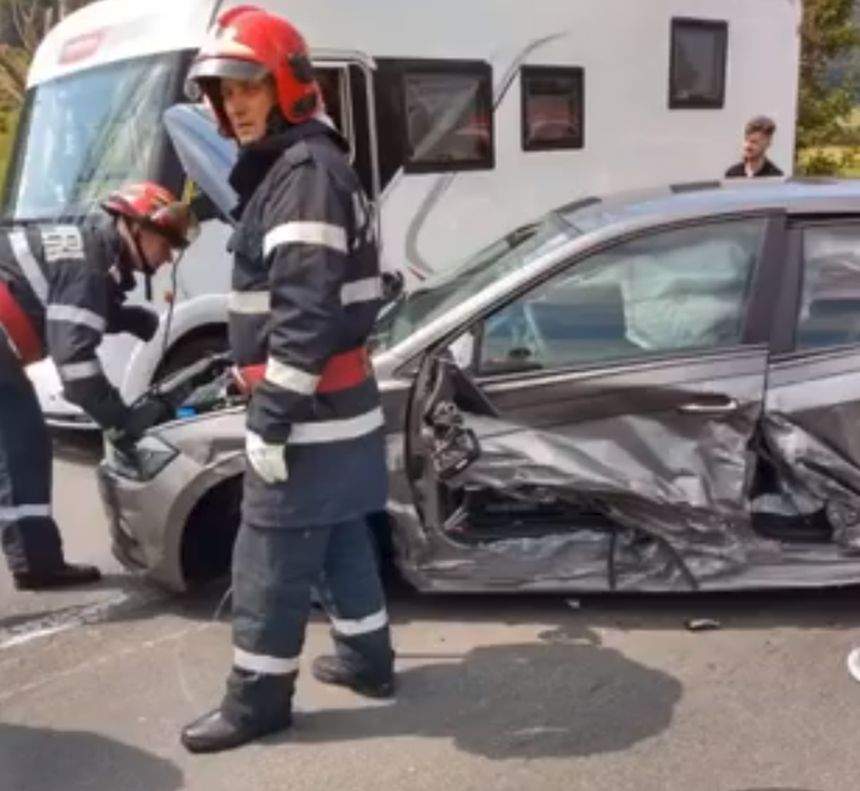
[478,218,766,373]
[796,224,860,350]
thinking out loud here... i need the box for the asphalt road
[2,433,860,791]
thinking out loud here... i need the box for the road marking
[0,621,214,704]
[0,584,228,704]
[1,624,71,650]
[0,587,165,651]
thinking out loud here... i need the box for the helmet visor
[185,57,270,100]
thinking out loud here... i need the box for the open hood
[163,103,238,222]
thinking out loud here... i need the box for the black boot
[312,654,395,698]
[13,562,101,591]
[181,707,291,754]
[182,668,294,754]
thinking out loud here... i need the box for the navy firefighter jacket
[227,118,388,528]
[0,215,143,429]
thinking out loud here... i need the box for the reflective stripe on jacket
[0,217,136,428]
[227,119,387,528]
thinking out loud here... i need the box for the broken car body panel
[398,348,767,592]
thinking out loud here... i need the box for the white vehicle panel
[28,0,216,86]
[16,0,801,424]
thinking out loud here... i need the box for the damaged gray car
[98,178,860,593]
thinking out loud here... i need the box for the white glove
[245,430,288,484]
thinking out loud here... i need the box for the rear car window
[797,224,860,350]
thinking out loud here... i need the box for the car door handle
[677,398,739,415]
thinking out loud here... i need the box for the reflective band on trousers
[0,504,51,521]
[341,277,383,306]
[228,290,269,314]
[46,304,106,333]
[58,359,102,382]
[264,222,348,257]
[233,646,299,675]
[9,230,49,305]
[264,357,320,395]
[289,406,384,445]
[330,607,388,637]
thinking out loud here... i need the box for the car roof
[377,178,860,370]
[556,178,860,237]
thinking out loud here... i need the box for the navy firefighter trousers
[0,333,64,574]
[222,517,393,726]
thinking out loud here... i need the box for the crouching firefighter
[181,6,393,753]
[0,182,198,590]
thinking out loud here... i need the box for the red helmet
[186,5,320,137]
[102,182,199,249]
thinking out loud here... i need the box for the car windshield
[2,52,187,222]
[371,213,573,351]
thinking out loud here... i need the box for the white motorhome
[5,0,801,426]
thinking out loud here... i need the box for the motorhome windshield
[371,214,573,352]
[2,51,187,222]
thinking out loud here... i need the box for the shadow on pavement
[277,628,682,760]
[0,723,184,791]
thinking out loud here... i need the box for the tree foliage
[797,0,860,173]
[0,0,90,108]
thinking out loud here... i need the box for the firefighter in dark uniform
[181,6,393,753]
[0,182,198,589]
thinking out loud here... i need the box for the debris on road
[685,618,722,632]
[846,647,860,682]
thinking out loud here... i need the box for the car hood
[152,407,245,467]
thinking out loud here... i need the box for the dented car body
[98,179,860,593]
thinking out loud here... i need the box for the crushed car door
[404,215,784,592]
[759,218,860,556]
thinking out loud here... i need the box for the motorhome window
[315,66,355,163]
[521,66,584,151]
[374,61,407,188]
[669,18,728,109]
[2,51,189,222]
[796,224,860,350]
[400,61,493,173]
[346,65,375,198]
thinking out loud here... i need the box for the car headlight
[103,434,179,482]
